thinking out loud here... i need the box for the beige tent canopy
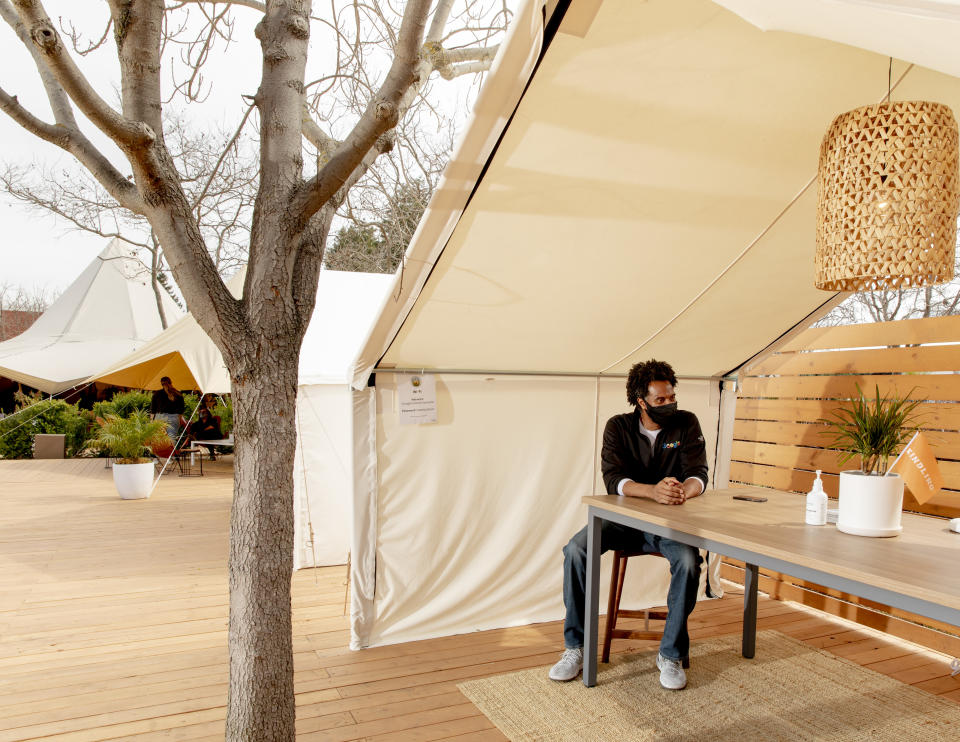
[356,0,960,383]
[344,0,960,649]
[89,272,245,393]
[0,239,180,394]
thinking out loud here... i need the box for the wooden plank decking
[1,458,958,741]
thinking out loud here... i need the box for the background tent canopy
[0,238,180,394]
[89,271,245,393]
[91,270,395,392]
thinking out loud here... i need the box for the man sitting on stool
[549,359,708,690]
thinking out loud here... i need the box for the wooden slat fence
[725,314,960,652]
[732,314,960,519]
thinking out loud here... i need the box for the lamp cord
[886,57,892,104]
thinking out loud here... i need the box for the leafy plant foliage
[91,390,152,420]
[181,393,233,435]
[92,410,169,464]
[819,384,921,474]
[0,397,91,459]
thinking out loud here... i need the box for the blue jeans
[562,520,702,660]
[155,413,181,440]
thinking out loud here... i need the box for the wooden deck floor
[1,459,958,741]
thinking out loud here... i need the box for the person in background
[187,406,225,460]
[200,392,218,413]
[549,359,708,691]
[187,407,222,442]
[150,376,185,439]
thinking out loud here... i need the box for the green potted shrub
[820,384,921,537]
[93,410,170,499]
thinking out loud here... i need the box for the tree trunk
[225,352,301,741]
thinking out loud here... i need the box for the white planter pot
[112,461,155,500]
[836,471,904,537]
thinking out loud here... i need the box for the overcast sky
[0,84,105,293]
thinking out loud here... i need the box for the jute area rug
[457,630,960,741]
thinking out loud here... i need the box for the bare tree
[817,247,960,326]
[0,281,57,340]
[0,1,508,739]
[0,281,56,312]
[1,111,258,327]
[325,178,430,272]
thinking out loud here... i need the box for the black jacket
[601,408,708,495]
[151,388,185,415]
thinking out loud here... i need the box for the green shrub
[182,392,200,423]
[0,399,93,459]
[92,390,152,420]
[213,397,233,435]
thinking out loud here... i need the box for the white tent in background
[343,0,960,649]
[0,238,180,394]
[293,270,395,568]
[87,268,395,569]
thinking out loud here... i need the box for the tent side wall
[350,373,723,648]
[294,384,357,568]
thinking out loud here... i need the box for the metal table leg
[742,562,759,658]
[582,509,602,687]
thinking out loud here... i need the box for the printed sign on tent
[398,373,438,425]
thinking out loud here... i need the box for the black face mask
[643,401,678,426]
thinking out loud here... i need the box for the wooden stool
[601,550,673,663]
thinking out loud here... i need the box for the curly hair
[626,359,677,407]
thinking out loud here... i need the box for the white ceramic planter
[836,471,904,537]
[113,461,155,500]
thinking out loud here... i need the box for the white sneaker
[548,647,584,681]
[656,653,687,690]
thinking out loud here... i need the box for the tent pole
[377,367,733,382]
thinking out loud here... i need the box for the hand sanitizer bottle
[805,470,827,526]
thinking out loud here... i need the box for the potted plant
[820,384,921,537]
[93,410,170,500]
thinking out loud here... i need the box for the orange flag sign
[888,431,943,505]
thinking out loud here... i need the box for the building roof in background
[0,309,42,342]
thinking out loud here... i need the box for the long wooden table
[581,487,960,687]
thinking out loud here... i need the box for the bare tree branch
[149,230,169,329]
[0,88,144,211]
[295,0,431,220]
[11,0,155,146]
[170,0,267,12]
[426,0,456,43]
[192,102,255,211]
[438,58,495,79]
[58,15,112,56]
[2,1,76,126]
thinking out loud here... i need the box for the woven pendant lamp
[815,100,960,291]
